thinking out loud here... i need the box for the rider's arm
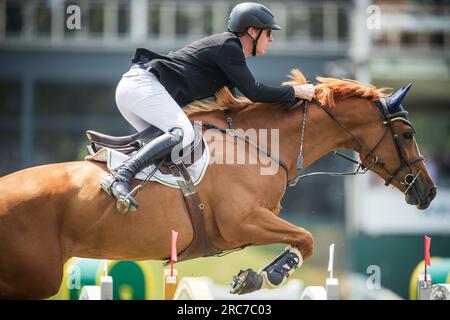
[216,39,295,103]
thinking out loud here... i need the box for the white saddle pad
[86,141,210,189]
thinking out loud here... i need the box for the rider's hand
[293,84,315,101]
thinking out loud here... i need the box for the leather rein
[200,97,424,192]
[290,97,425,193]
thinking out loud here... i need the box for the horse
[0,69,437,299]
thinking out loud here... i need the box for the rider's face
[248,27,273,56]
[256,29,273,55]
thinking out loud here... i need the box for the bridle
[373,98,424,189]
[199,96,424,193]
[288,97,425,193]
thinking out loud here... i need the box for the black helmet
[228,2,282,33]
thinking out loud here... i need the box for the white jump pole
[100,260,113,300]
[417,273,433,300]
[79,260,113,300]
[326,243,339,300]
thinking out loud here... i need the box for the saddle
[86,125,220,263]
[86,124,205,175]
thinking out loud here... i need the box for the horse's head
[359,84,437,209]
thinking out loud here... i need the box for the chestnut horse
[0,70,436,299]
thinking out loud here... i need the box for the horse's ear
[387,83,412,110]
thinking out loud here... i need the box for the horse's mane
[184,69,391,116]
[184,88,252,116]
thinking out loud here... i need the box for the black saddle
[86,125,205,172]
[86,125,164,155]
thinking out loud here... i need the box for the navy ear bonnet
[386,83,412,117]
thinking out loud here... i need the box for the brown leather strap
[163,164,220,265]
[158,137,205,176]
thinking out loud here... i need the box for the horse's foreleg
[229,207,314,258]
[227,207,314,294]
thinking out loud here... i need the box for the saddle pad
[86,140,210,189]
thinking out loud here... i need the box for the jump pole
[79,259,113,300]
[164,230,179,300]
[326,243,339,300]
[418,235,433,300]
[100,260,113,300]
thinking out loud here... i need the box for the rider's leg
[115,67,195,149]
[101,127,184,213]
[101,68,195,213]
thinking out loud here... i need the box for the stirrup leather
[100,173,117,196]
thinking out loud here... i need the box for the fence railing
[1,1,449,54]
[0,0,351,53]
[372,2,450,54]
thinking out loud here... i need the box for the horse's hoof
[230,269,263,295]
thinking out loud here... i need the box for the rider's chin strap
[246,29,263,56]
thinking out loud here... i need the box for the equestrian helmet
[228,2,281,33]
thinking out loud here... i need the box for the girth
[162,163,220,265]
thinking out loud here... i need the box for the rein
[199,119,290,177]
[199,95,424,193]
[289,97,424,192]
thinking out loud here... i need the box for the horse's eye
[403,132,414,140]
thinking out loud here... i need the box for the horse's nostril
[427,186,437,201]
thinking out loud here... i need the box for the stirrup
[100,173,138,214]
[116,183,142,214]
[116,196,137,214]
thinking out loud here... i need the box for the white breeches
[115,65,195,148]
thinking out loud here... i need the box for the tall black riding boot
[101,127,184,214]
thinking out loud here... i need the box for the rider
[101,2,315,213]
